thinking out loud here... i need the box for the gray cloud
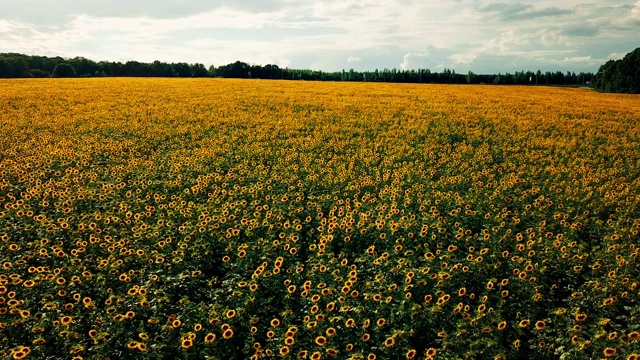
[561,24,601,37]
[1,0,290,25]
[479,2,573,21]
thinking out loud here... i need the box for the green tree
[174,63,191,77]
[52,63,77,77]
[208,65,217,77]
[0,56,30,77]
[466,71,475,84]
[190,63,209,77]
[595,48,640,94]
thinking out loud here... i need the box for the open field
[1,78,639,360]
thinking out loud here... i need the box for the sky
[1,0,639,73]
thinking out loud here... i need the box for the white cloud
[0,19,15,33]
[540,30,560,47]
[607,52,627,60]
[632,0,640,18]
[449,52,477,64]
[561,56,593,63]
[347,56,361,63]
[399,52,430,70]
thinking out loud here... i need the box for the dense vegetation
[0,52,595,85]
[594,47,640,94]
[1,79,639,360]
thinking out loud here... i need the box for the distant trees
[466,71,475,84]
[52,63,77,77]
[0,55,30,77]
[594,48,640,94]
[216,61,251,78]
[0,53,214,79]
[190,63,209,77]
[0,52,599,86]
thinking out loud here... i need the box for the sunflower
[280,346,289,356]
[223,329,234,339]
[555,308,567,316]
[181,339,192,349]
[316,336,327,346]
[603,348,616,357]
[204,333,216,343]
[384,337,395,347]
[534,321,546,330]
[61,316,73,326]
[406,349,417,359]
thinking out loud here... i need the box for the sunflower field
[0,78,639,360]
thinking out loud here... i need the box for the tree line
[593,47,640,94]
[0,52,597,86]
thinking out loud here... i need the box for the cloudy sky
[1,0,639,73]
